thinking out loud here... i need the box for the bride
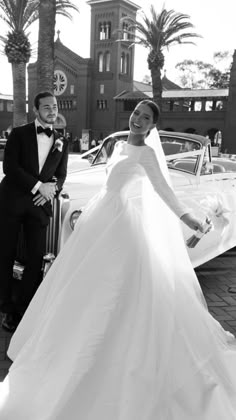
[0,100,235,419]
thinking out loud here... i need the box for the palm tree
[117,5,201,111]
[37,0,79,92]
[0,0,79,127]
[0,0,39,126]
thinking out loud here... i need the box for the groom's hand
[33,193,47,206]
[38,182,56,201]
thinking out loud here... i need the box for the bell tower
[87,0,140,138]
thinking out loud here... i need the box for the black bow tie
[37,126,53,137]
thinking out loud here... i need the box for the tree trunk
[150,66,162,128]
[37,0,56,92]
[12,62,27,127]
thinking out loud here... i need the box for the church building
[1,0,236,152]
[28,0,139,144]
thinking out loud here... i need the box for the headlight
[70,209,83,230]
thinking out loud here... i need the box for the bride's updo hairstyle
[138,99,160,124]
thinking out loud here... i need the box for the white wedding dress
[0,141,236,420]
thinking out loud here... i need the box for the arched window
[105,52,111,71]
[125,53,129,74]
[54,113,67,130]
[122,22,129,40]
[105,22,111,39]
[99,21,111,40]
[120,53,129,74]
[120,52,125,73]
[98,52,104,72]
[97,100,108,110]
[122,19,134,40]
[194,101,202,111]
[207,128,218,143]
[99,23,105,40]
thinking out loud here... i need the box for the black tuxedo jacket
[0,121,69,222]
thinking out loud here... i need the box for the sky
[0,0,235,95]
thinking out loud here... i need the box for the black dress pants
[0,207,47,315]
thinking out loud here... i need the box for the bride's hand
[180,213,212,233]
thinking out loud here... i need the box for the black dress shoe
[1,313,18,332]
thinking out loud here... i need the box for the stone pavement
[195,246,236,336]
[0,248,236,382]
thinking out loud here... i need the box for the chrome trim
[42,253,56,277]
[13,261,24,281]
[70,209,83,230]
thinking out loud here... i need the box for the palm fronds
[116,4,201,55]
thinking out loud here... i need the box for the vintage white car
[60,130,236,268]
[67,145,100,171]
[2,130,236,280]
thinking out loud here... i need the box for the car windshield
[160,136,201,155]
[160,136,202,175]
[92,133,202,172]
[92,135,128,165]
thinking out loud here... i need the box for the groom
[0,91,69,332]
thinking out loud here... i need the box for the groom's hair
[34,91,55,110]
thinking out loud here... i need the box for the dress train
[0,143,235,419]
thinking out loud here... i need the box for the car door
[185,145,236,266]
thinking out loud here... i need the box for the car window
[92,135,128,165]
[161,136,201,175]
[161,136,201,155]
[167,155,199,174]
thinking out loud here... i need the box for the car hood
[0,161,193,200]
[63,163,193,201]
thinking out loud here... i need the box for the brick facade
[1,0,236,151]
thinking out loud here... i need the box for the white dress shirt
[31,120,53,194]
